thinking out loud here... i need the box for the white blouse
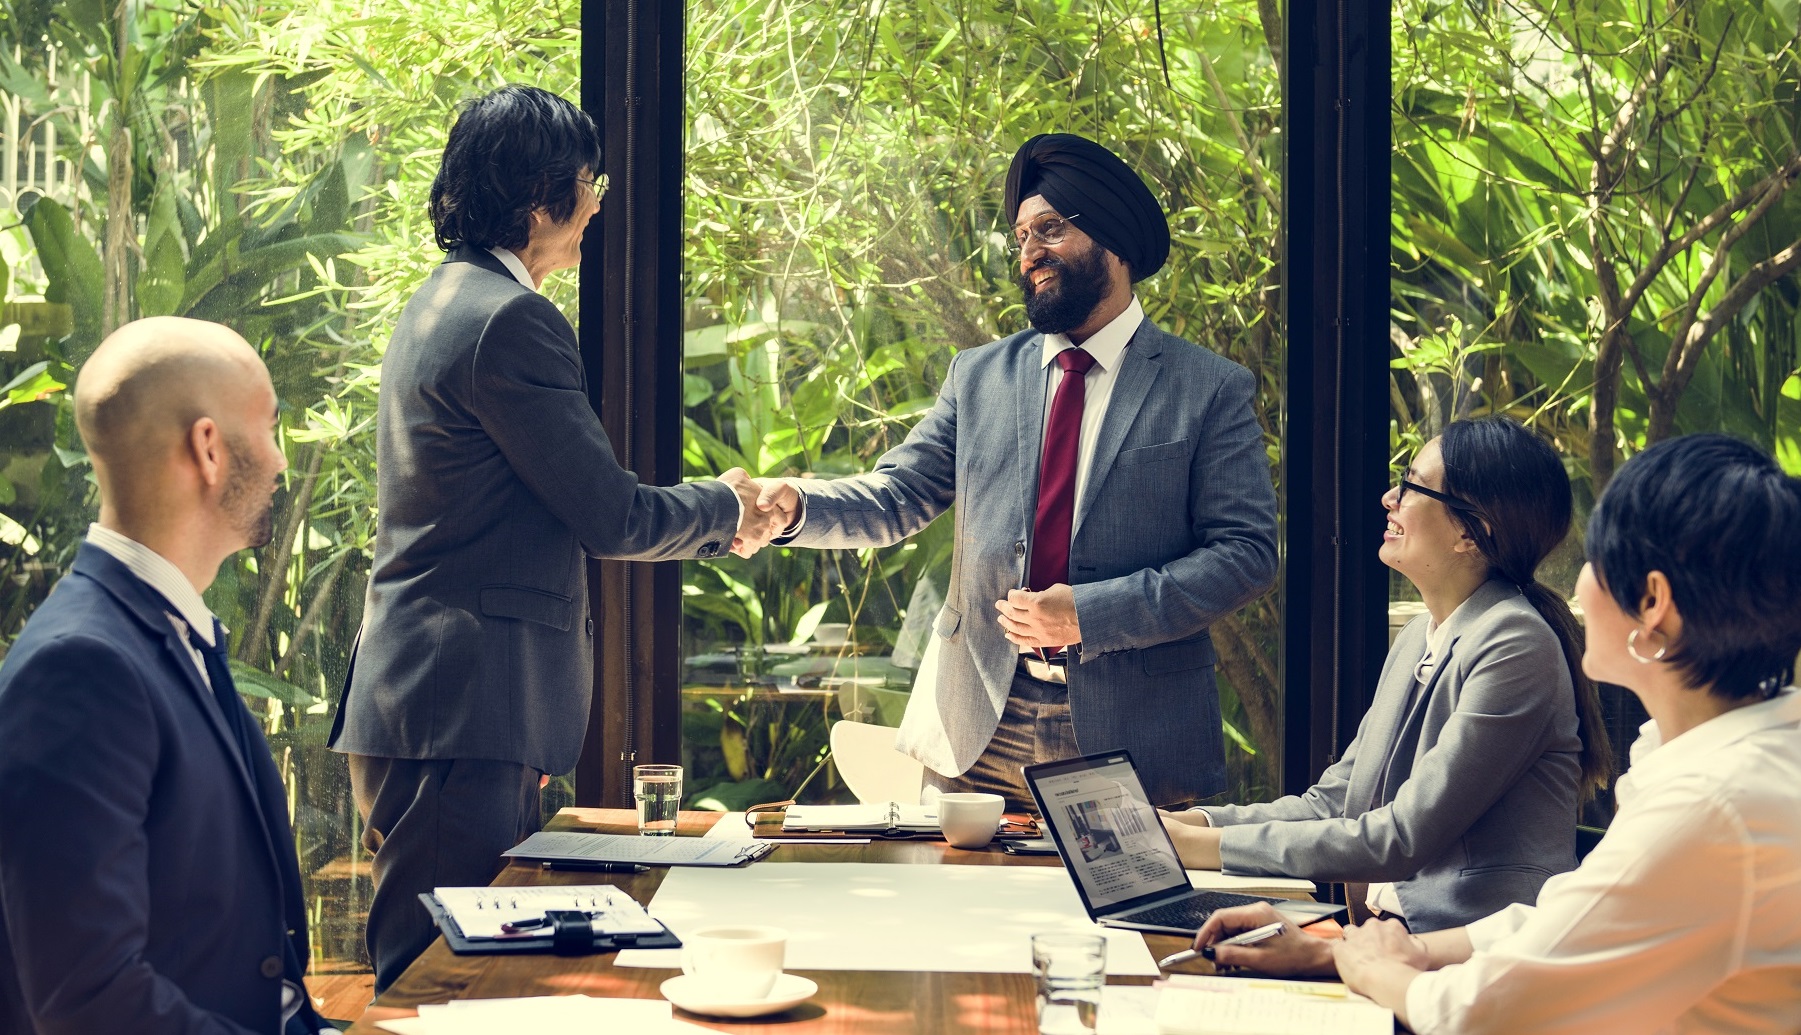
[1405,689,1801,1034]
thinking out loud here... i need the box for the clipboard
[421,893,684,956]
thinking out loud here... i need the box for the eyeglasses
[1008,213,1081,253]
[576,174,609,200]
[1397,477,1483,516]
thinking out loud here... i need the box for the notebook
[1023,750,1345,934]
[1153,977,1392,1035]
[781,802,939,834]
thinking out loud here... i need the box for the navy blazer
[0,545,319,1034]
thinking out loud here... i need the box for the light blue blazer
[784,319,1278,803]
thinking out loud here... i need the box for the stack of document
[432,885,663,941]
[504,830,773,867]
[374,996,711,1034]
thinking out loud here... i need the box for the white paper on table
[375,996,705,1035]
[1186,869,1316,894]
[702,813,872,845]
[613,861,1158,976]
[1097,985,1162,1035]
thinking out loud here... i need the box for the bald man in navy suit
[0,317,326,1034]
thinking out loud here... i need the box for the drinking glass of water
[633,764,682,836]
[1031,932,1106,1035]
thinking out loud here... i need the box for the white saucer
[660,973,818,1018]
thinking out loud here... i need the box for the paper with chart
[432,884,664,940]
[613,862,1159,975]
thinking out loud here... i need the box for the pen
[1156,920,1288,968]
[540,861,650,874]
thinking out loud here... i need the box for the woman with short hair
[1163,416,1610,932]
[1190,433,1801,1034]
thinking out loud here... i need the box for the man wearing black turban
[755,134,1277,808]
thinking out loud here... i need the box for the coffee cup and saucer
[660,925,817,1018]
[936,792,1007,850]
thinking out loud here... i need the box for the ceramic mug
[937,792,1007,849]
[680,925,786,1001]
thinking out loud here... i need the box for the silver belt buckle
[1019,654,1069,684]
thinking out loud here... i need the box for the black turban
[1004,133,1170,282]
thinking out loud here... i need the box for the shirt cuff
[771,486,807,545]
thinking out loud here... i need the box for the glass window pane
[1391,0,1801,818]
[682,0,1287,809]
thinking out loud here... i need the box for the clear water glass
[633,764,682,836]
[1031,932,1106,1035]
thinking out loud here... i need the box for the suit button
[699,541,719,558]
[1014,540,1026,558]
[585,618,594,637]
[260,955,282,979]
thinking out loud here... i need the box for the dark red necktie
[1029,347,1096,592]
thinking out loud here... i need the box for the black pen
[540,861,650,874]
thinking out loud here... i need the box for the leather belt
[1018,653,1069,684]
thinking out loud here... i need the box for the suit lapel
[1346,621,1425,817]
[73,547,283,867]
[1073,323,1164,538]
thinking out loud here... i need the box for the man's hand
[996,584,1080,648]
[754,478,802,531]
[1190,903,1337,977]
[719,468,785,557]
[1159,811,1223,869]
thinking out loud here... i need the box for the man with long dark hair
[329,85,783,990]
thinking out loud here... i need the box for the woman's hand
[1159,808,1212,828]
[1158,812,1224,869]
[1191,903,1338,978]
[1333,919,1430,1027]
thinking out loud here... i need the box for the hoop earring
[1627,628,1668,664]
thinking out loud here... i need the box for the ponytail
[1521,579,1614,801]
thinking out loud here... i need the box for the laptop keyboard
[1124,892,1288,930]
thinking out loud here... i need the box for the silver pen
[1156,920,1287,968]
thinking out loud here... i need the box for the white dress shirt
[84,523,217,687]
[1405,688,1801,1035]
[488,246,535,290]
[1037,295,1143,522]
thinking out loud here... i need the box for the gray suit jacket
[787,320,1278,803]
[1201,579,1583,932]
[330,246,739,775]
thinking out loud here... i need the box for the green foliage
[1392,0,1801,493]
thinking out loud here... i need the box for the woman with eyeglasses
[1161,415,1611,932]
[1184,433,1801,1034]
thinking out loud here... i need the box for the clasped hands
[717,471,802,558]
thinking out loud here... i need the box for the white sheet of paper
[1097,985,1162,1035]
[1186,869,1316,894]
[374,996,709,1035]
[613,862,1158,975]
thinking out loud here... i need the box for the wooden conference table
[347,809,1299,1034]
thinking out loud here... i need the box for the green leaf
[787,600,832,646]
[24,200,103,360]
[228,660,319,706]
[0,361,66,412]
[136,180,187,317]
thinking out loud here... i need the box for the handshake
[718,468,803,558]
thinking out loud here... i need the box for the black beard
[1017,244,1110,335]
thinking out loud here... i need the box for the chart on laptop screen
[1033,756,1188,911]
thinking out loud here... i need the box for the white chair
[829,720,925,805]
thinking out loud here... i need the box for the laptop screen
[1024,751,1192,915]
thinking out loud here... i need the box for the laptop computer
[1024,750,1346,935]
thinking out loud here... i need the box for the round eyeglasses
[1008,213,1081,253]
[576,174,609,200]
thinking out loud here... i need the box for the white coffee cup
[937,792,1006,849]
[680,925,786,1001]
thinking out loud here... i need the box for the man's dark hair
[1441,415,1612,797]
[1586,433,1801,701]
[429,84,601,252]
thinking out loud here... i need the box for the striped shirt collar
[85,523,219,648]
